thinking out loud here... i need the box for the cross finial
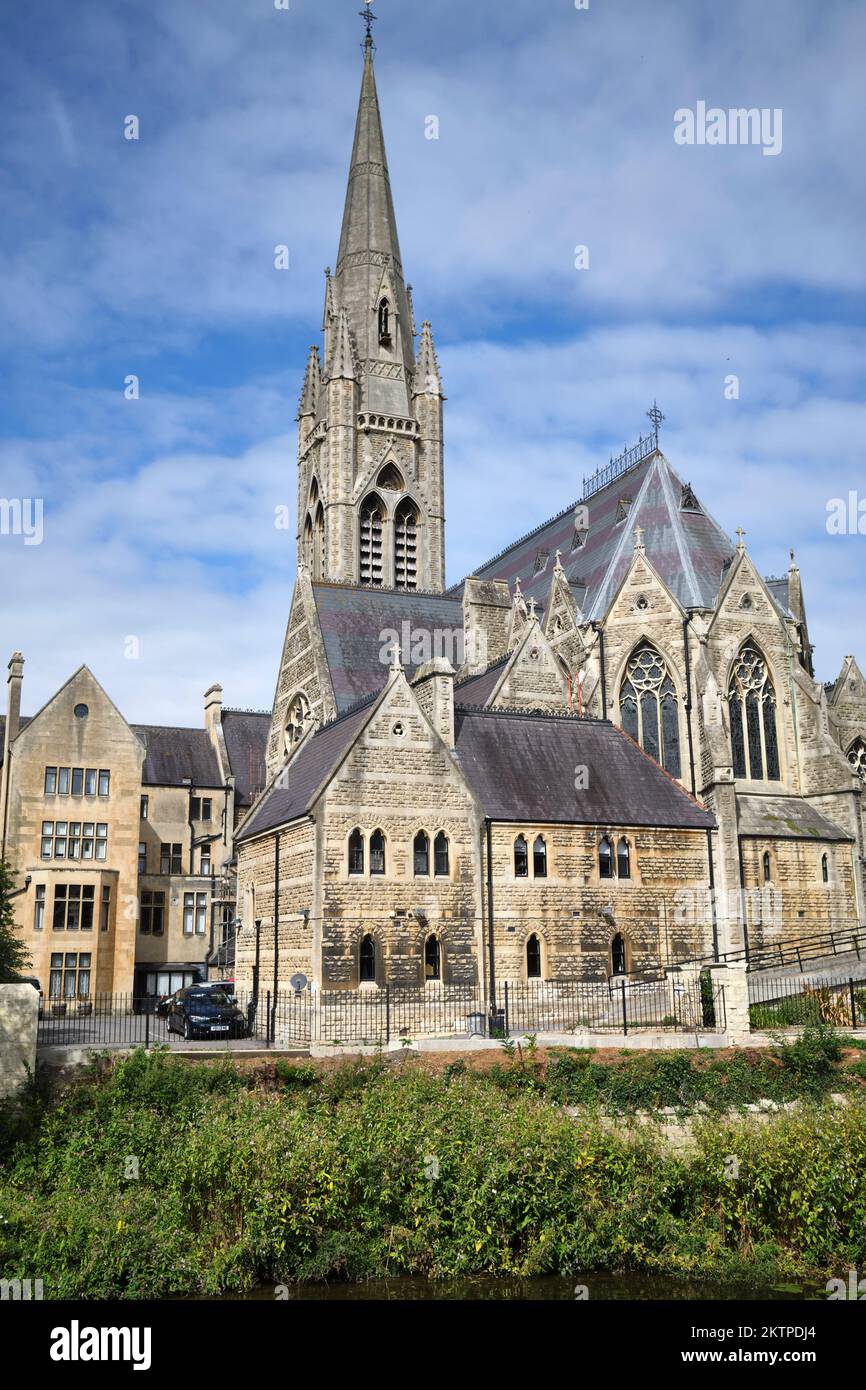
[647,400,665,444]
[553,548,564,573]
[735,526,746,551]
[633,524,645,551]
[389,639,403,673]
[527,597,538,620]
[360,1,376,44]
[514,575,523,600]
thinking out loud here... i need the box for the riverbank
[1,1038,865,1299]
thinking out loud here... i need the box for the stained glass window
[620,644,681,777]
[728,645,780,781]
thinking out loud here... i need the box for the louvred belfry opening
[394,499,419,591]
[360,497,384,586]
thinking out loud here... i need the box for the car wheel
[183,1018,191,1041]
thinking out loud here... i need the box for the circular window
[73,703,89,719]
[392,721,405,737]
[636,595,649,611]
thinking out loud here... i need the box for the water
[215,1274,815,1301]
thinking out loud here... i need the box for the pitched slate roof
[453,655,510,708]
[236,696,378,841]
[131,725,223,788]
[0,715,32,766]
[452,709,715,829]
[737,795,853,842]
[221,710,270,807]
[312,581,463,713]
[453,451,735,619]
[765,577,794,620]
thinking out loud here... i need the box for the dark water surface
[210,1274,815,1301]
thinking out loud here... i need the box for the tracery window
[847,738,866,782]
[620,644,681,777]
[284,692,311,754]
[728,645,780,781]
[394,499,419,591]
[360,496,384,586]
[378,298,391,346]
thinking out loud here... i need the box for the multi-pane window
[359,497,384,586]
[183,892,207,935]
[620,645,681,778]
[200,845,212,876]
[52,885,95,931]
[49,951,91,1000]
[140,795,149,819]
[44,767,109,797]
[160,843,183,874]
[728,645,780,781]
[140,891,165,935]
[514,834,547,879]
[433,831,449,877]
[100,886,111,932]
[191,797,213,821]
[394,500,419,591]
[348,829,365,875]
[138,842,147,874]
[34,884,45,931]
[41,821,107,860]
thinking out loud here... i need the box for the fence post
[504,980,510,1037]
[621,980,628,1036]
[850,978,858,1030]
[266,990,272,1048]
[385,983,391,1045]
[145,1005,150,1051]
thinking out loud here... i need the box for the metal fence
[749,971,866,1030]
[36,974,726,1049]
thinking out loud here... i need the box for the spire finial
[735,526,747,551]
[633,524,645,551]
[360,1,376,46]
[647,400,665,447]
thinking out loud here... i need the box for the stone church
[232,29,866,998]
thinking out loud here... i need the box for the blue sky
[1,0,864,724]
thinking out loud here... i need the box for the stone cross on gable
[633,524,645,550]
[389,640,403,672]
[527,597,538,620]
[736,526,747,550]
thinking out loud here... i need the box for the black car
[166,987,247,1041]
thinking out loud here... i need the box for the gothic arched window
[533,835,547,878]
[378,298,391,346]
[620,644,681,778]
[821,852,829,884]
[611,932,627,976]
[847,738,866,782]
[313,502,325,580]
[359,934,376,983]
[413,830,429,877]
[434,831,449,877]
[617,837,630,879]
[284,691,311,754]
[394,499,419,592]
[526,933,542,979]
[302,514,314,571]
[514,835,528,878]
[369,829,386,876]
[424,934,441,982]
[348,828,365,876]
[728,645,780,781]
[359,495,384,587]
[599,835,613,879]
[763,850,772,883]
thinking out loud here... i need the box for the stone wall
[0,984,38,1098]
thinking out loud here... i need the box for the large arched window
[359,495,384,587]
[284,691,311,754]
[369,829,386,876]
[424,934,441,982]
[394,499,419,591]
[728,645,780,781]
[533,835,547,878]
[348,828,365,876]
[526,933,542,979]
[599,835,613,879]
[514,835,528,878]
[313,502,325,580]
[359,934,376,983]
[620,644,681,777]
[434,831,449,877]
[847,738,866,782]
[617,837,631,879]
[413,830,429,876]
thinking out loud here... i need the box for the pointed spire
[414,321,443,397]
[321,267,336,331]
[297,345,321,418]
[328,307,359,382]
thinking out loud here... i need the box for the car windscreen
[187,991,230,1006]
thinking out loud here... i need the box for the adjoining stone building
[0,658,267,1003]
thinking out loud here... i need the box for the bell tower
[295,16,445,593]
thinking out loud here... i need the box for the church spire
[331,15,415,414]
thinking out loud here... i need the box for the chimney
[461,577,511,677]
[5,652,24,750]
[413,658,455,748]
[204,683,223,737]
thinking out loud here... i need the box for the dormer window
[534,549,549,574]
[615,496,632,524]
[378,299,392,346]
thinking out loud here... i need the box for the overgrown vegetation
[0,858,31,983]
[0,1039,864,1298]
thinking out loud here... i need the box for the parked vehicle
[166,987,247,1041]
[17,976,44,1017]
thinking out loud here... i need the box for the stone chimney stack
[413,657,455,748]
[204,683,223,737]
[5,652,24,749]
[461,577,511,677]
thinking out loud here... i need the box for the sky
[0,0,864,725]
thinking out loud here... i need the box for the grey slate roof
[737,795,853,842]
[313,582,463,713]
[453,656,510,708]
[765,577,794,620]
[453,451,735,619]
[452,710,716,829]
[0,715,32,766]
[221,710,270,807]
[237,697,377,841]
[131,725,223,788]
